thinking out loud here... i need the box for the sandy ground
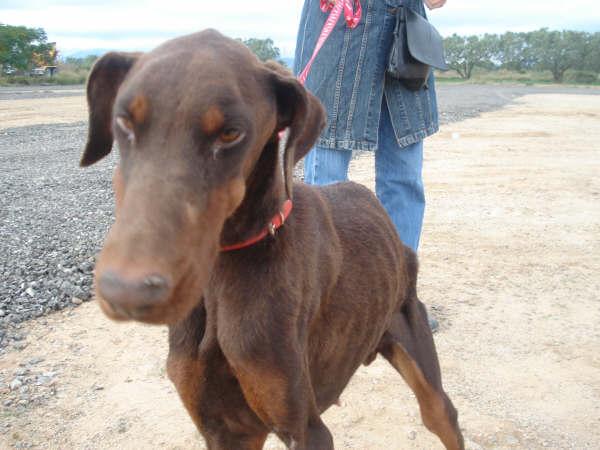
[1,91,600,449]
[0,96,87,130]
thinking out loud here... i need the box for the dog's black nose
[97,270,171,315]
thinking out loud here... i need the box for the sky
[1,0,599,57]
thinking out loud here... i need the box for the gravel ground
[0,85,85,100]
[0,83,598,352]
[0,122,116,351]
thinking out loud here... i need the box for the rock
[79,261,94,272]
[25,287,36,297]
[72,287,86,298]
[407,430,417,440]
[14,368,29,376]
[10,378,24,390]
[505,435,519,446]
[71,297,83,305]
[26,357,44,365]
[117,418,129,433]
[35,375,55,386]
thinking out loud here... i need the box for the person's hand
[424,0,447,10]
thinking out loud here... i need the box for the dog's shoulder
[319,181,377,201]
[294,181,401,245]
[317,181,387,217]
[291,181,378,221]
[294,180,376,204]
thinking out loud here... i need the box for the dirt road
[1,90,599,449]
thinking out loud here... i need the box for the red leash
[221,1,361,252]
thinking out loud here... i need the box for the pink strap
[321,0,362,28]
[297,0,362,85]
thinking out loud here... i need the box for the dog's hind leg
[378,250,464,450]
[379,308,464,450]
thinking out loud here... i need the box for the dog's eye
[218,128,243,145]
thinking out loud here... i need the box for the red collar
[220,199,293,252]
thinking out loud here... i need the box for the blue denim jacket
[294,0,439,151]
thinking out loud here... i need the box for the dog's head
[82,30,325,324]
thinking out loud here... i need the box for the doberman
[81,29,464,450]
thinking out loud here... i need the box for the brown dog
[81,29,463,450]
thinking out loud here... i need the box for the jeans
[304,100,425,252]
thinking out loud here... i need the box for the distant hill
[61,49,112,59]
[60,50,296,68]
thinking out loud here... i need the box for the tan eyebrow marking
[128,94,149,124]
[200,105,225,135]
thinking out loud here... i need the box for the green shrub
[434,68,598,85]
[564,70,599,84]
[54,71,87,85]
[0,75,32,85]
[0,66,88,86]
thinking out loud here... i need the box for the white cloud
[1,0,598,56]
[428,0,600,35]
[2,1,305,54]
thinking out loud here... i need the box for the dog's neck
[219,136,287,249]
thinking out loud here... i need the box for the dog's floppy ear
[265,61,326,199]
[80,52,141,167]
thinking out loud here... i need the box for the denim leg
[375,101,426,252]
[304,146,352,186]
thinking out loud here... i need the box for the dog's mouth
[99,300,189,325]
[99,297,156,322]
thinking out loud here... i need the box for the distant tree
[0,24,55,71]
[238,37,285,66]
[443,34,495,79]
[478,34,500,69]
[441,28,598,83]
[580,32,600,74]
[497,31,534,72]
[64,55,98,70]
[529,29,587,82]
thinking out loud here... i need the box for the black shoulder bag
[387,6,448,91]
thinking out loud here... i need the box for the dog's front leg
[234,360,332,449]
[168,304,270,449]
[221,337,333,450]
